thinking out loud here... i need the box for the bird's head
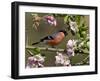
[59,29,68,36]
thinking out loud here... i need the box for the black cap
[59,30,68,36]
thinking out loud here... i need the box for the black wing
[40,35,54,42]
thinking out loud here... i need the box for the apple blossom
[26,54,45,68]
[55,52,71,66]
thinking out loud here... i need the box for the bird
[32,30,68,47]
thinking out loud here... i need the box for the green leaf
[31,14,38,16]
[81,26,87,31]
[64,16,69,24]
[33,47,41,54]
[75,15,81,25]
[86,41,90,49]
[82,31,86,35]
[76,33,80,39]
[82,49,89,54]
[80,31,87,37]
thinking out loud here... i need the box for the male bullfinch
[32,30,68,47]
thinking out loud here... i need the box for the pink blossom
[66,39,76,57]
[67,48,75,57]
[67,39,76,49]
[69,21,78,33]
[55,52,71,66]
[44,15,57,26]
[26,54,45,68]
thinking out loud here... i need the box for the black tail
[32,36,50,45]
[32,41,40,45]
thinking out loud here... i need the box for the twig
[82,55,89,62]
[26,46,64,52]
[74,55,89,65]
[27,50,34,55]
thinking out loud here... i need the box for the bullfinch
[32,30,68,47]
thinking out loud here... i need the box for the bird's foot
[45,47,48,51]
[54,47,59,52]
[51,46,55,48]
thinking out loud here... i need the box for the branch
[27,50,34,56]
[26,46,64,52]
